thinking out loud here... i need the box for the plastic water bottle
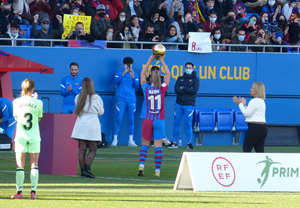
[178,138,182,147]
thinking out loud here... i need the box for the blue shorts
[142,119,165,141]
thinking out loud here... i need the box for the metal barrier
[0,37,299,52]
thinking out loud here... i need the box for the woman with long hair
[11,78,43,199]
[138,54,170,177]
[249,28,273,52]
[210,26,226,51]
[71,77,104,178]
[233,82,268,153]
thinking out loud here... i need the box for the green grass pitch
[1,145,300,207]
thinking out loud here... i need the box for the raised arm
[140,55,156,84]
[159,55,170,85]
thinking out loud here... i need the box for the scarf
[189,1,206,24]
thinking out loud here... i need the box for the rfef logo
[212,157,236,187]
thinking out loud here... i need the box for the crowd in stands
[0,0,299,52]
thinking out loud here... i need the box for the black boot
[98,133,108,148]
[82,165,95,178]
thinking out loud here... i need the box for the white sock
[129,135,133,142]
[155,169,160,173]
[113,135,118,142]
[139,164,144,168]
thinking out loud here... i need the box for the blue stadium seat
[213,108,233,131]
[231,108,248,131]
[198,109,215,131]
[193,108,200,132]
[19,25,32,46]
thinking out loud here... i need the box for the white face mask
[190,0,196,2]
[268,0,275,6]
[73,12,79,15]
[182,18,185,23]
[210,17,217,23]
[120,17,126,22]
[214,34,221,39]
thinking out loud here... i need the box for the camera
[127,64,131,68]
[73,30,80,35]
[258,33,262,38]
[157,36,164,41]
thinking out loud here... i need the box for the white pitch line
[0,170,174,183]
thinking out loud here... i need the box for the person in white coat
[233,82,267,153]
[71,77,104,178]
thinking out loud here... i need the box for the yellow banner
[62,15,92,39]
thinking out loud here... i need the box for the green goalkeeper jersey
[13,96,43,144]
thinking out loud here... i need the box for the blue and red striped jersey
[140,82,168,120]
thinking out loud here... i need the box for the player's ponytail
[150,66,161,89]
[74,77,95,116]
[21,78,35,96]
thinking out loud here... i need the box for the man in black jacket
[66,22,95,42]
[167,62,199,150]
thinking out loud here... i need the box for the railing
[0,37,299,53]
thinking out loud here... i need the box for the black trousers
[243,123,268,153]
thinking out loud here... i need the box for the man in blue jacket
[0,97,16,143]
[60,62,83,113]
[112,57,140,147]
[167,62,199,150]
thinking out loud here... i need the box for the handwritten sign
[62,15,92,39]
[188,32,212,53]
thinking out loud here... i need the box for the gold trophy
[152,44,166,59]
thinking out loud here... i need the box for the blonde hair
[150,66,161,89]
[21,78,35,96]
[253,82,266,100]
[73,77,96,116]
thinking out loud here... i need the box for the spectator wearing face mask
[31,14,64,46]
[261,0,282,20]
[143,8,166,36]
[0,22,22,46]
[203,10,220,32]
[0,3,21,36]
[202,0,215,21]
[220,9,240,40]
[257,12,269,28]
[141,0,168,20]
[112,10,127,34]
[29,0,51,25]
[210,26,226,51]
[232,0,248,25]
[91,4,112,39]
[138,25,160,49]
[229,28,249,51]
[238,14,258,41]
[277,13,289,42]
[53,2,70,30]
[98,0,124,20]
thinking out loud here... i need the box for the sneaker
[111,140,117,146]
[30,192,37,199]
[162,138,171,146]
[98,141,109,148]
[138,167,144,176]
[187,143,194,150]
[81,170,95,178]
[154,171,160,177]
[128,141,137,147]
[11,192,23,199]
[167,142,178,148]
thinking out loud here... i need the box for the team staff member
[11,79,43,199]
[233,82,267,152]
[60,62,83,113]
[112,57,140,147]
[167,62,199,150]
[138,54,170,177]
[0,97,17,143]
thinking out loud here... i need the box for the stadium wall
[2,46,300,146]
